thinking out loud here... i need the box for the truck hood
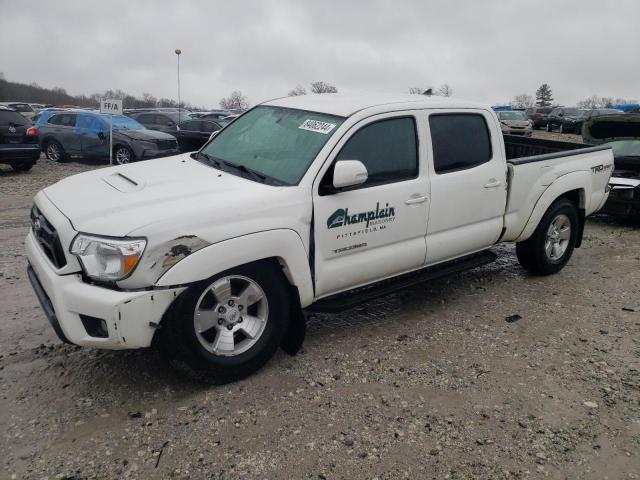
[43,154,284,237]
[583,113,640,145]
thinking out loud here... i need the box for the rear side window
[136,114,154,124]
[0,110,30,126]
[49,113,77,127]
[336,117,418,187]
[77,115,103,130]
[429,114,492,174]
[200,121,221,133]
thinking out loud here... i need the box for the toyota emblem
[8,125,16,133]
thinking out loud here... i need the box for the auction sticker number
[299,119,336,134]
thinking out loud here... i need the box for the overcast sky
[1,0,638,108]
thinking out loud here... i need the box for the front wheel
[559,123,564,134]
[159,263,290,384]
[516,198,578,275]
[546,123,551,132]
[114,145,134,164]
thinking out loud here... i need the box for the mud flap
[575,208,586,248]
[281,286,306,356]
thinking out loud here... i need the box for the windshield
[104,115,145,130]
[499,111,528,120]
[200,106,345,185]
[563,109,581,117]
[605,140,640,157]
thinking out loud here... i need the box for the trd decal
[591,164,612,174]
[327,202,395,229]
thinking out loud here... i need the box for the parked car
[175,119,223,151]
[32,108,66,125]
[128,111,195,135]
[39,111,179,164]
[525,106,553,129]
[583,112,640,217]
[497,111,532,136]
[198,110,232,121]
[0,106,40,171]
[26,94,613,383]
[546,107,585,133]
[573,108,624,136]
[0,102,36,120]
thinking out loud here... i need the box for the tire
[546,123,551,132]
[10,162,34,172]
[159,262,290,384]
[114,145,134,165]
[559,123,564,134]
[516,198,578,275]
[44,140,65,162]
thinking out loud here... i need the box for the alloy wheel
[544,214,571,261]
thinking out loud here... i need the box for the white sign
[100,99,123,115]
[299,119,336,134]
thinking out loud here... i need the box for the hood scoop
[102,172,146,193]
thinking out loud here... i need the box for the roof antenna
[423,88,433,96]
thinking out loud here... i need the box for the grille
[155,139,178,150]
[31,206,67,269]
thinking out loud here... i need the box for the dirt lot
[1,138,639,479]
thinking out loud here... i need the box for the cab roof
[263,93,488,117]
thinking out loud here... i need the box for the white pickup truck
[26,94,613,383]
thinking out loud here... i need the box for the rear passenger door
[425,111,506,264]
[313,113,429,297]
[77,114,108,157]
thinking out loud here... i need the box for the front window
[200,106,344,185]
[563,109,581,117]
[499,111,528,120]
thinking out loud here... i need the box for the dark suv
[546,108,585,133]
[525,107,553,129]
[128,111,192,135]
[0,106,40,171]
[39,111,179,164]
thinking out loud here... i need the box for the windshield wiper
[221,160,268,183]
[197,152,223,169]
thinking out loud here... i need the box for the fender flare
[515,171,589,243]
[156,229,314,307]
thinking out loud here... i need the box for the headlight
[70,234,146,281]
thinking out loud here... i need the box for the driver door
[312,113,429,298]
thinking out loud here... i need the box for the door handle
[484,179,502,189]
[405,195,427,205]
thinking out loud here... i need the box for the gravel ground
[1,152,639,480]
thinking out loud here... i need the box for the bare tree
[220,90,250,111]
[141,92,158,107]
[310,81,338,94]
[408,87,424,95]
[436,84,453,97]
[511,93,535,109]
[288,85,307,96]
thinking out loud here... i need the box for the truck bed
[501,135,614,242]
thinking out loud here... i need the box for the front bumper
[601,179,640,216]
[140,147,180,160]
[26,231,185,349]
[502,127,532,136]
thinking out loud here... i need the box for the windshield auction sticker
[299,119,336,134]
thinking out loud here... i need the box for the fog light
[79,315,109,338]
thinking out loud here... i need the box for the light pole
[175,48,182,123]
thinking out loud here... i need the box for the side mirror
[97,131,105,140]
[333,160,368,189]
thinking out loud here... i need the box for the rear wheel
[45,141,64,162]
[159,263,290,384]
[516,198,578,275]
[10,162,34,172]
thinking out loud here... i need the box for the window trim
[319,115,420,195]
[428,112,493,175]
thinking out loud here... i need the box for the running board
[309,250,497,313]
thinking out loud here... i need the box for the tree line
[510,83,636,110]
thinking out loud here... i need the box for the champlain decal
[327,202,396,229]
